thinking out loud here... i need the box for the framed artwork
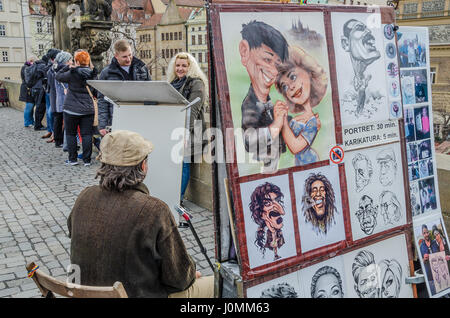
[239,174,297,269]
[219,10,336,177]
[331,12,389,124]
[413,216,450,297]
[293,165,346,253]
[210,3,413,288]
[344,143,408,241]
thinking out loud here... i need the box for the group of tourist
[19,39,213,298]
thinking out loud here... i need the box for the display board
[210,2,416,298]
[397,27,450,298]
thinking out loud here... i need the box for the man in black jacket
[98,40,151,136]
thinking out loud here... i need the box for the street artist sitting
[67,130,214,298]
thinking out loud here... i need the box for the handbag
[86,85,98,127]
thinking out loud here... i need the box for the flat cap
[97,130,153,166]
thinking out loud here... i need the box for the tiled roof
[112,0,154,23]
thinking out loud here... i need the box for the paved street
[0,106,215,298]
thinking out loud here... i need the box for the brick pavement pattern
[0,107,215,298]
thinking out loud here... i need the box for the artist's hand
[99,129,108,136]
[196,271,202,279]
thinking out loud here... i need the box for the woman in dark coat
[20,57,36,127]
[167,52,208,204]
[56,50,97,166]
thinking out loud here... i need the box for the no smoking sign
[329,145,344,164]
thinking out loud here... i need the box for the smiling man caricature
[341,19,380,116]
[302,173,338,235]
[239,21,289,170]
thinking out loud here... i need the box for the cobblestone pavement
[0,107,215,298]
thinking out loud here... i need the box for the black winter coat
[19,64,33,103]
[97,56,150,129]
[55,66,98,115]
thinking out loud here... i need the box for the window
[0,1,3,11]
[191,27,194,32]
[2,51,8,62]
[430,67,437,84]
[198,52,202,63]
[161,33,164,41]
[38,44,44,57]
[166,49,169,58]
[166,32,169,40]
[179,32,182,40]
[198,27,201,31]
[198,34,202,45]
[0,24,5,36]
[192,35,195,45]
[174,32,177,40]
[170,32,173,40]
[170,48,173,57]
[192,52,196,59]
[37,21,42,33]
[47,22,52,33]
[147,34,151,42]
[162,67,166,76]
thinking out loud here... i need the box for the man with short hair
[97,40,151,136]
[352,250,380,298]
[239,21,289,169]
[67,130,213,298]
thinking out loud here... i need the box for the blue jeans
[181,161,191,200]
[24,102,35,126]
[45,93,53,133]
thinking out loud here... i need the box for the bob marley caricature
[249,182,286,260]
[301,173,338,235]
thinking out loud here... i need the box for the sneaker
[65,160,78,166]
[84,162,91,167]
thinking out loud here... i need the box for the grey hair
[95,158,147,192]
[55,51,73,65]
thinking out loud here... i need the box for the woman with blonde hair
[275,46,328,166]
[167,52,208,205]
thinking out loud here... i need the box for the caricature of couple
[239,21,328,171]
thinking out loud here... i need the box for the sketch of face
[380,268,399,298]
[356,195,377,235]
[313,273,343,298]
[380,191,401,224]
[357,263,380,298]
[240,43,282,100]
[262,192,286,232]
[352,154,373,192]
[377,150,396,186]
[342,20,380,64]
[310,180,327,219]
[278,66,311,109]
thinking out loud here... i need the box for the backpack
[24,63,39,88]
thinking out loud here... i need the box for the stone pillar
[43,0,113,70]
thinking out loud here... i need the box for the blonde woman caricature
[275,46,328,166]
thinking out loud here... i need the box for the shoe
[55,144,63,148]
[46,138,55,143]
[65,160,78,166]
[41,132,52,139]
[25,124,33,128]
[84,162,91,167]
[34,126,46,131]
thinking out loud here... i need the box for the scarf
[170,76,187,92]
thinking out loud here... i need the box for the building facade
[186,7,207,75]
[0,0,27,80]
[396,0,450,139]
[136,0,193,80]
